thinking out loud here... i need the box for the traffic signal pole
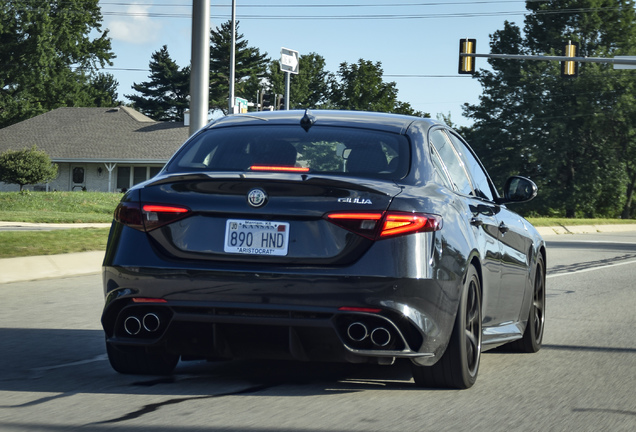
[461,52,636,67]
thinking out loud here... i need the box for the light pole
[228,0,236,114]
[189,0,210,135]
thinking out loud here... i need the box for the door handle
[470,217,483,227]
[498,222,509,234]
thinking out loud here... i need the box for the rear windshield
[164,125,410,179]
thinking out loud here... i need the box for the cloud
[106,4,163,45]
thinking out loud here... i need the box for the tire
[106,341,179,375]
[412,265,482,389]
[509,254,545,353]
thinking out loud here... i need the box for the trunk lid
[139,172,402,265]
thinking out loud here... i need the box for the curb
[0,251,104,284]
[535,224,636,236]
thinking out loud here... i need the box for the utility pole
[189,0,210,136]
[228,0,236,114]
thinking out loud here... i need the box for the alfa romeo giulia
[101,110,546,389]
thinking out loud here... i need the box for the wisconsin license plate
[224,219,290,256]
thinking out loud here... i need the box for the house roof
[0,107,190,163]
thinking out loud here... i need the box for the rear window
[164,125,410,179]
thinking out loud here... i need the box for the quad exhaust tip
[370,327,391,347]
[124,313,161,335]
[124,316,141,335]
[142,313,161,332]
[347,322,368,342]
[346,322,392,347]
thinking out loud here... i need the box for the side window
[430,146,453,189]
[429,129,473,195]
[447,132,495,201]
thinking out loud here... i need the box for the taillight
[114,202,144,231]
[114,202,191,232]
[325,211,441,240]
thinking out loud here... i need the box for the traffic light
[458,38,476,74]
[562,41,579,77]
[260,92,272,110]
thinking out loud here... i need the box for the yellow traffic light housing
[459,39,477,74]
[562,41,579,77]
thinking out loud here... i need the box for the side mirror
[496,176,537,204]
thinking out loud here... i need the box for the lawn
[0,191,119,258]
[0,191,120,223]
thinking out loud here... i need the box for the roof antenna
[300,109,316,132]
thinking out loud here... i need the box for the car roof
[205,110,441,135]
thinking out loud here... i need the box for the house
[0,107,190,192]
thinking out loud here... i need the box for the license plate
[224,219,290,256]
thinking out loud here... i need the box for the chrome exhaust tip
[347,322,368,342]
[370,327,391,347]
[124,316,141,335]
[142,313,161,332]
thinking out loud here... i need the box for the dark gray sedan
[102,110,546,389]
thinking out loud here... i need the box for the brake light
[325,211,442,240]
[325,212,383,240]
[338,306,382,313]
[380,213,442,237]
[250,165,310,173]
[114,202,191,232]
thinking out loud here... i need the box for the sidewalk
[0,251,104,284]
[1,224,636,284]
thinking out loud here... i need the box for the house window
[133,167,147,185]
[116,165,163,191]
[73,167,85,184]
[117,167,131,190]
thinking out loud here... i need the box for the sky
[97,0,533,127]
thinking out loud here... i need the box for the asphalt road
[0,232,635,431]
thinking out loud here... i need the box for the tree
[0,0,116,128]
[0,146,58,191]
[209,21,269,114]
[267,53,332,109]
[126,46,190,122]
[464,1,636,218]
[330,59,428,117]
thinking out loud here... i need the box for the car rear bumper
[102,265,460,366]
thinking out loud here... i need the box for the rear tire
[509,254,545,353]
[412,265,482,389]
[106,341,179,375]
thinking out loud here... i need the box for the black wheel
[412,265,482,389]
[510,254,545,353]
[106,341,179,375]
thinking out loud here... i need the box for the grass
[0,228,110,259]
[0,191,119,258]
[0,191,120,223]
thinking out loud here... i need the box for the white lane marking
[547,259,636,279]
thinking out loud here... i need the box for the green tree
[126,46,190,122]
[267,53,332,109]
[464,1,636,218]
[330,59,428,117]
[0,146,58,191]
[0,0,116,128]
[209,21,269,114]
